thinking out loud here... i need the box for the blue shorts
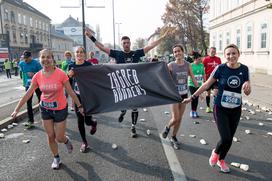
[40,106,68,123]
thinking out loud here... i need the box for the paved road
[0,75,39,121]
[1,100,271,181]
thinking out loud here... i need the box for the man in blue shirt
[85,28,169,138]
[19,50,42,129]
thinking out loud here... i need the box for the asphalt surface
[1,101,272,181]
[0,72,272,181]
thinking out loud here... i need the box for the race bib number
[177,84,188,95]
[40,101,58,109]
[194,75,203,84]
[221,90,241,108]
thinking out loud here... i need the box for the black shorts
[40,106,68,123]
[180,94,188,102]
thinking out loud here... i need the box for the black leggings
[120,109,138,125]
[213,105,241,160]
[26,87,41,123]
[75,95,95,143]
[189,86,199,111]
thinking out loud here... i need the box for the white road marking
[0,98,21,108]
[151,106,187,181]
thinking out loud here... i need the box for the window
[24,32,28,43]
[18,13,21,24]
[226,32,230,46]
[12,30,17,43]
[4,9,9,20]
[246,25,252,49]
[236,29,241,48]
[35,20,38,28]
[260,23,268,49]
[30,17,33,27]
[23,15,26,25]
[219,34,223,51]
[11,11,15,23]
[39,21,42,29]
[212,34,216,47]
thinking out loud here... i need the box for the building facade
[209,0,272,74]
[50,29,74,61]
[0,0,51,58]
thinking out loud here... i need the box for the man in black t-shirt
[85,28,169,138]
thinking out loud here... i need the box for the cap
[22,50,32,58]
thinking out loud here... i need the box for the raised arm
[85,28,111,55]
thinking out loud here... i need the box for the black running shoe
[118,111,126,122]
[162,126,170,138]
[131,126,137,138]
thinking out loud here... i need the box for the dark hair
[172,44,184,52]
[192,51,201,59]
[121,36,130,41]
[224,44,240,55]
[210,47,216,51]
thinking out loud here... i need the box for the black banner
[74,62,181,114]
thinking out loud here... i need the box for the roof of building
[4,0,51,20]
[60,15,82,27]
[51,29,74,41]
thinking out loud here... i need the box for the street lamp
[112,0,116,49]
[115,22,122,47]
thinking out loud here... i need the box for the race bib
[221,90,241,108]
[194,75,203,84]
[177,84,188,95]
[40,101,58,109]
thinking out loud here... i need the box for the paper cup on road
[164,111,170,115]
[7,124,13,129]
[0,133,5,138]
[200,139,207,145]
[146,129,151,135]
[139,118,145,122]
[267,132,272,136]
[1,128,7,132]
[22,139,30,144]
[240,164,249,171]
[112,143,118,150]
[258,122,264,126]
[231,162,241,168]
[245,130,251,134]
[189,134,196,138]
[233,137,239,142]
[12,123,18,126]
[143,108,147,112]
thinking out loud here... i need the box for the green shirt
[4,61,12,70]
[188,63,205,87]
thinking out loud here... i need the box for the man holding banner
[85,28,169,138]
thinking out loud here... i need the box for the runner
[202,47,221,113]
[68,46,97,153]
[19,50,42,129]
[183,44,251,173]
[85,27,169,138]
[188,51,205,118]
[11,49,83,169]
[161,44,198,150]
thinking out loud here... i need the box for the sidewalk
[246,72,272,110]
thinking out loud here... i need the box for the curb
[0,104,39,130]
